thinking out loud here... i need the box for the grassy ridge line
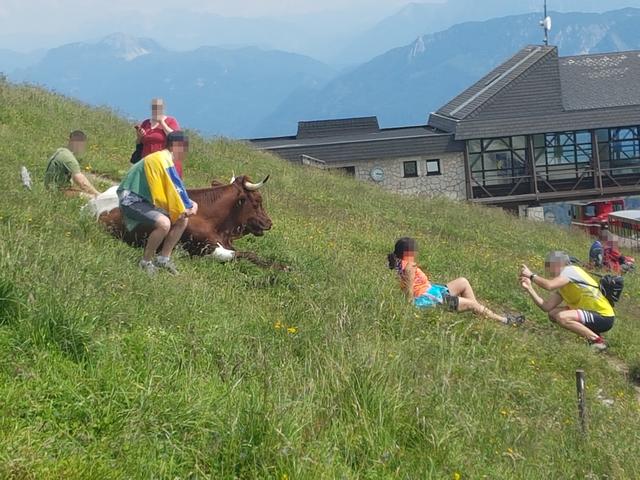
[0,80,639,479]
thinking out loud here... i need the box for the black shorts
[578,310,615,334]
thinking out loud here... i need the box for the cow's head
[228,175,273,237]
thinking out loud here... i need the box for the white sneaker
[588,337,608,352]
[154,257,179,275]
[139,259,157,276]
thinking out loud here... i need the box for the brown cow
[99,175,272,256]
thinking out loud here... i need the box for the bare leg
[457,297,507,324]
[447,277,477,302]
[549,308,599,341]
[159,216,189,257]
[143,216,171,262]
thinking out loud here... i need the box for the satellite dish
[544,16,552,32]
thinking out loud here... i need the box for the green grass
[1,78,640,479]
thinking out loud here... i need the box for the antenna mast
[540,0,552,46]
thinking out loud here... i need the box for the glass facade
[466,126,640,198]
[468,136,527,187]
[533,131,592,180]
[597,127,640,175]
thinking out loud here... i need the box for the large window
[597,127,640,174]
[533,131,592,180]
[468,136,527,186]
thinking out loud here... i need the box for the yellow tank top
[400,259,432,298]
[558,266,615,317]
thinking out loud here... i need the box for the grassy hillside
[1,79,639,479]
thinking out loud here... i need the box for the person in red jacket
[135,98,183,176]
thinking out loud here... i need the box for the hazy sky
[0,0,435,24]
[0,0,445,52]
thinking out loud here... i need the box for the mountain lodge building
[250,45,640,207]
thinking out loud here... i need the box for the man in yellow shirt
[520,251,614,351]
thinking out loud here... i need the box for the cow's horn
[230,171,236,184]
[244,175,270,191]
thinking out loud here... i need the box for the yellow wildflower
[287,326,298,334]
[274,321,282,329]
[453,472,461,480]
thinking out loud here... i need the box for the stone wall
[330,152,467,200]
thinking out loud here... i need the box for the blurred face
[404,248,416,259]
[69,139,86,155]
[545,260,564,277]
[151,99,165,120]
[169,141,188,162]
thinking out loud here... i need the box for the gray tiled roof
[436,45,558,120]
[560,51,640,110]
[249,124,463,164]
[431,45,640,140]
[454,104,640,140]
[296,116,380,139]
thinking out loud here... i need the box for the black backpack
[574,274,624,306]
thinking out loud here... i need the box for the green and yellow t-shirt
[44,147,81,188]
[558,265,615,317]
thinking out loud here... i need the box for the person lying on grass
[520,251,614,351]
[387,237,524,325]
[44,130,101,198]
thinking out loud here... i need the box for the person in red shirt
[135,98,183,176]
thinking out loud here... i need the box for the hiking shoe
[588,336,608,352]
[139,259,157,276]
[505,314,525,326]
[154,257,179,275]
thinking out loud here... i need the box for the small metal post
[544,1,549,46]
[576,369,587,434]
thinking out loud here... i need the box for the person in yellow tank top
[388,238,524,325]
[520,251,615,351]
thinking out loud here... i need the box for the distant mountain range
[0,5,394,66]
[4,1,640,67]
[4,7,640,138]
[340,0,640,64]
[258,7,640,137]
[8,34,335,138]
